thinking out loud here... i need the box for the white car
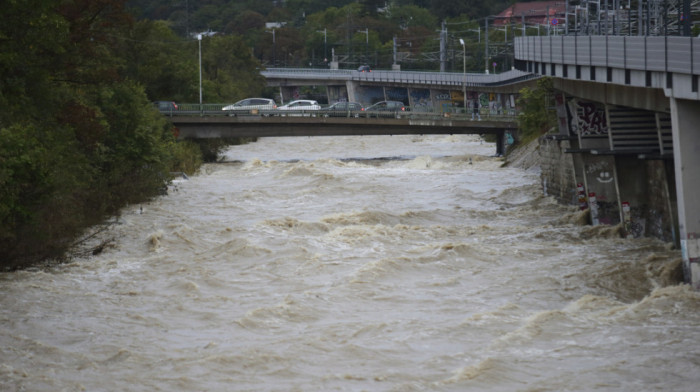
[222,98,277,116]
[277,99,321,116]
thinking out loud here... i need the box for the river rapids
[1,135,699,391]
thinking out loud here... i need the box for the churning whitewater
[1,135,699,391]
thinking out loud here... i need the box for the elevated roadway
[514,34,700,289]
[260,68,540,110]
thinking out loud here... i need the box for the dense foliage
[127,0,518,72]
[0,0,263,268]
[516,78,558,144]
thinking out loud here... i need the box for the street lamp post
[198,34,202,109]
[459,38,466,114]
[358,28,369,64]
[317,28,327,64]
[484,17,489,74]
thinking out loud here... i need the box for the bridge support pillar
[346,81,359,103]
[671,98,700,290]
[278,87,298,104]
[496,131,505,156]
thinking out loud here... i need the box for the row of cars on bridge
[155,99,407,118]
[221,98,408,117]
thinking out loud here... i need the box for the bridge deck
[170,113,518,139]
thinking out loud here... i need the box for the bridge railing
[262,68,538,87]
[159,103,519,121]
[515,35,700,76]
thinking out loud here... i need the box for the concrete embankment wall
[506,136,678,244]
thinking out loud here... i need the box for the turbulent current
[1,135,699,391]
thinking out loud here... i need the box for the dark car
[357,65,371,72]
[320,102,365,117]
[154,101,178,112]
[364,100,407,118]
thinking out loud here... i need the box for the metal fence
[515,35,700,75]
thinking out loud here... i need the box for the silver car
[277,99,321,116]
[222,98,277,115]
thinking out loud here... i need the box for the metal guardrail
[261,68,539,87]
[515,35,700,75]
[159,104,519,122]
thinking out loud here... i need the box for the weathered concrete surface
[171,115,517,139]
[671,98,700,289]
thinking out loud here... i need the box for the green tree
[122,20,199,102]
[0,0,199,268]
[517,78,557,143]
[201,35,267,102]
[387,4,437,29]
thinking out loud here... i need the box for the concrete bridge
[261,68,538,110]
[170,67,535,156]
[513,34,700,289]
[170,110,519,156]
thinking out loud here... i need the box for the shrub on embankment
[0,81,197,270]
[0,1,195,269]
[514,77,558,146]
[0,0,269,269]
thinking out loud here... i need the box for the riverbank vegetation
[0,0,264,269]
[515,77,558,145]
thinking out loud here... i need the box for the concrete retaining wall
[539,137,578,205]
[533,135,678,243]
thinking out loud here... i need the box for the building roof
[494,1,568,25]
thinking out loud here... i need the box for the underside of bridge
[171,116,518,156]
[275,81,536,116]
[542,78,700,289]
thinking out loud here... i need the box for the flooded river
[1,135,699,391]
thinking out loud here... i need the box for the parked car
[364,100,407,118]
[320,102,365,117]
[357,65,371,72]
[277,99,321,116]
[222,98,277,115]
[154,101,178,112]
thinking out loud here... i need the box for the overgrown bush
[516,77,557,145]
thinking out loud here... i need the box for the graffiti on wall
[326,86,348,105]
[584,157,620,225]
[355,86,384,106]
[487,93,503,114]
[386,87,408,104]
[434,90,452,112]
[409,89,431,111]
[567,98,608,136]
[586,160,615,184]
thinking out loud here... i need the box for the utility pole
[198,34,202,106]
[459,38,466,113]
[440,20,447,72]
[484,18,489,74]
[357,28,369,64]
[317,28,327,62]
[683,0,692,36]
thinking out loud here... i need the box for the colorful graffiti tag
[567,99,608,135]
[409,89,431,112]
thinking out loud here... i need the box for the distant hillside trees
[126,0,515,71]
